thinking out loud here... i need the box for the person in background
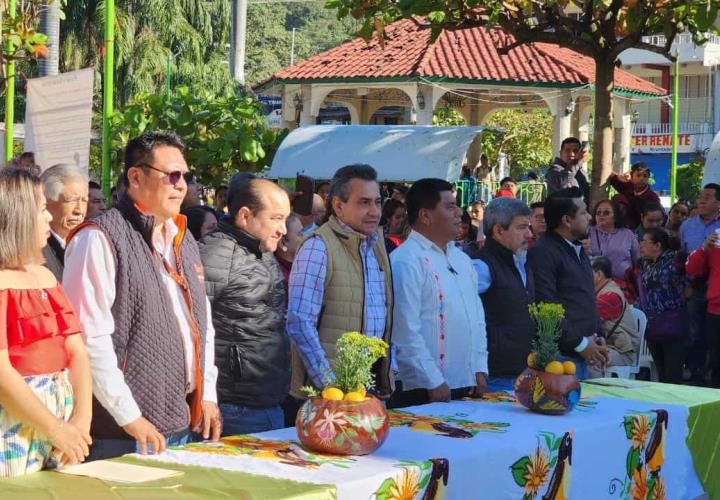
[64,131,221,459]
[301,194,326,235]
[607,162,661,230]
[546,137,590,206]
[182,173,202,209]
[528,188,608,378]
[588,199,639,281]
[40,164,89,282]
[459,165,478,204]
[634,202,666,242]
[528,202,546,249]
[632,228,686,384]
[390,178,488,407]
[110,181,126,208]
[496,177,517,198]
[589,257,640,378]
[199,176,291,435]
[455,210,478,256]
[525,171,545,204]
[213,186,228,218]
[391,185,407,203]
[315,181,330,203]
[380,198,407,254]
[469,201,486,248]
[686,229,720,388]
[287,164,393,405]
[87,181,106,218]
[182,205,218,241]
[680,184,720,386]
[0,168,92,477]
[275,213,304,283]
[475,154,493,182]
[666,200,690,239]
[473,197,534,391]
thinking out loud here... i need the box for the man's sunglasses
[137,163,193,185]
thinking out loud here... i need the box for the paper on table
[57,460,183,483]
[583,378,644,389]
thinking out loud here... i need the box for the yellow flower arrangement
[527,303,566,371]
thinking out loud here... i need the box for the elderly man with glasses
[63,131,221,460]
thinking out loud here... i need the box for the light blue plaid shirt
[287,219,387,387]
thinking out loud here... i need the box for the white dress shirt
[391,230,489,391]
[63,219,218,428]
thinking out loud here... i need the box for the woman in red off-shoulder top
[0,168,92,477]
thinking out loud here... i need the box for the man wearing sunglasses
[63,131,221,460]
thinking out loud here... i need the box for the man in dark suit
[41,164,88,281]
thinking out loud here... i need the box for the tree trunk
[39,0,61,76]
[590,56,616,207]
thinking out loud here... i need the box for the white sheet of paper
[57,460,183,483]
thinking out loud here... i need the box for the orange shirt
[0,285,82,376]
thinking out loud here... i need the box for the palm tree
[39,0,61,76]
[60,0,235,107]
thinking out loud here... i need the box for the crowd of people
[0,130,719,479]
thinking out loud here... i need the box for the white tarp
[269,125,488,182]
[24,68,94,174]
[704,132,720,186]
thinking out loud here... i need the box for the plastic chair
[606,307,650,380]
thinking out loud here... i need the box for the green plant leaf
[625,448,641,479]
[510,456,530,487]
[374,478,396,500]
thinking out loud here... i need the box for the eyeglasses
[595,210,613,216]
[137,163,193,185]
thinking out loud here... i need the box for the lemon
[527,352,537,368]
[544,361,565,375]
[355,386,367,396]
[343,391,366,402]
[321,387,345,401]
[562,361,577,375]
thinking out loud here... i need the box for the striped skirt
[0,370,74,477]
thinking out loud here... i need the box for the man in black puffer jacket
[199,174,292,435]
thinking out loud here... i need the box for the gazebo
[256,19,666,171]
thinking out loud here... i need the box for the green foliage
[432,107,465,126]
[246,1,359,86]
[677,157,705,204]
[481,109,553,179]
[1,0,63,67]
[528,302,565,370]
[60,1,235,108]
[328,332,388,393]
[110,87,285,186]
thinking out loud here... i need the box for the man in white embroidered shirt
[389,178,489,408]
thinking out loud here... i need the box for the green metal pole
[165,53,171,100]
[102,0,115,200]
[4,0,16,162]
[670,54,680,204]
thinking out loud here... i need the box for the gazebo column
[465,101,482,169]
[298,85,316,126]
[549,91,573,156]
[414,83,442,125]
[577,100,593,144]
[613,98,632,173]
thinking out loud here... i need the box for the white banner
[24,68,94,174]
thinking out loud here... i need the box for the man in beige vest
[286,164,393,406]
[589,256,640,378]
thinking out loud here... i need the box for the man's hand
[200,401,222,441]
[579,337,608,370]
[122,416,166,455]
[427,382,451,403]
[469,372,488,398]
[703,232,719,251]
[579,149,590,165]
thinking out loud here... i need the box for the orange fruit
[343,391,366,402]
[32,45,49,59]
[544,361,565,375]
[562,361,577,375]
[321,387,344,401]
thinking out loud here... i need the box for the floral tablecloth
[138,394,704,499]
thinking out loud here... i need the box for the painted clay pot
[514,367,581,415]
[295,395,389,455]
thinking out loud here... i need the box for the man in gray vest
[199,175,292,435]
[64,131,221,460]
[473,197,535,391]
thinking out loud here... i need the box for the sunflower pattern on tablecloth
[608,409,668,500]
[373,458,450,500]
[388,410,509,439]
[510,431,573,500]
[177,435,355,469]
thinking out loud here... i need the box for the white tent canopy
[268,125,488,182]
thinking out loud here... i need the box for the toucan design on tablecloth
[388,410,510,438]
[542,432,573,500]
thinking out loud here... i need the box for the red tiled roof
[265,19,664,96]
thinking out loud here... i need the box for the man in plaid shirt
[286,165,394,413]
